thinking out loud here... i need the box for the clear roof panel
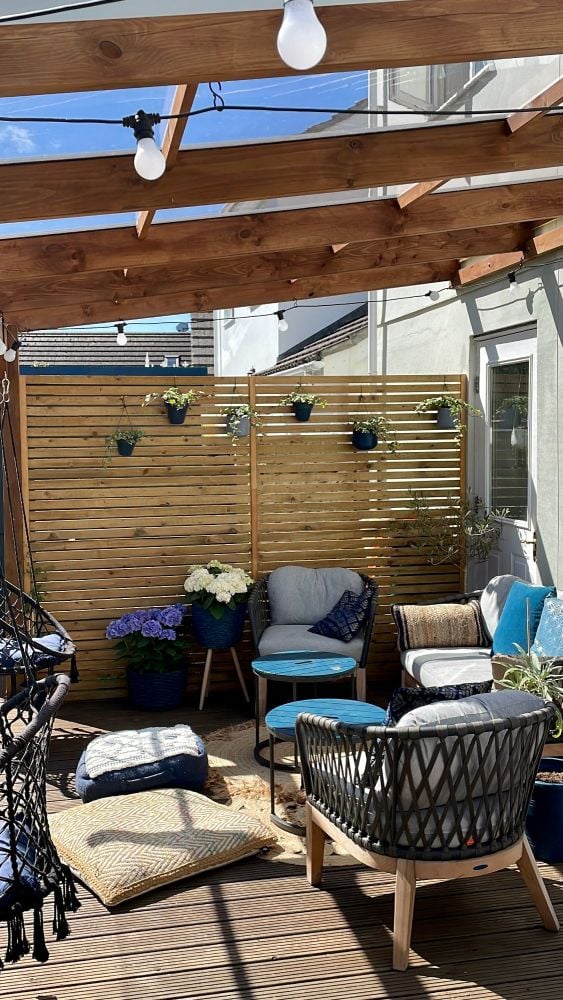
[0,213,137,240]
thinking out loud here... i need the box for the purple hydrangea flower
[106,619,129,639]
[160,629,177,641]
[160,606,184,628]
[141,619,163,639]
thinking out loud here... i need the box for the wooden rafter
[525,224,563,257]
[1,2,562,98]
[3,114,563,226]
[397,180,446,210]
[2,177,563,284]
[454,252,524,286]
[5,260,460,331]
[136,83,198,240]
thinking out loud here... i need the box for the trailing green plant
[144,386,203,409]
[222,403,261,442]
[415,394,483,443]
[495,645,563,739]
[351,415,398,453]
[104,427,145,466]
[280,390,327,407]
[495,394,528,422]
[405,489,508,568]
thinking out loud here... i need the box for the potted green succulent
[144,386,203,425]
[222,403,260,442]
[106,604,190,710]
[105,427,145,463]
[351,416,398,453]
[280,389,327,422]
[415,394,483,439]
[492,647,563,862]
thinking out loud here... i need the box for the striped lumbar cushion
[50,788,275,907]
[392,600,486,652]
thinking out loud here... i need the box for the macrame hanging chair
[0,374,80,969]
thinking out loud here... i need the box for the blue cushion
[0,823,40,914]
[385,680,494,726]
[75,739,208,804]
[309,588,370,643]
[491,581,555,656]
[531,597,563,658]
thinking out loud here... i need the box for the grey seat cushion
[258,624,364,661]
[398,689,545,729]
[479,574,522,641]
[401,647,492,686]
[268,566,363,626]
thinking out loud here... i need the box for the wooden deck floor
[9,700,563,1000]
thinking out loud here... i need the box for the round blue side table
[252,652,357,767]
[265,697,387,835]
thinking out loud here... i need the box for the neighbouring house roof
[259,304,368,375]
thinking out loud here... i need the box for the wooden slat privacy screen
[22,375,465,701]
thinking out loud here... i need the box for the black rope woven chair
[296,705,560,971]
[248,571,378,701]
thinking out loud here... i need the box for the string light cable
[0,0,127,23]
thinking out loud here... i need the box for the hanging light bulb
[507,271,518,295]
[123,110,166,181]
[115,322,128,346]
[4,340,20,364]
[277,0,327,71]
[0,339,7,356]
[276,310,289,333]
[426,289,440,302]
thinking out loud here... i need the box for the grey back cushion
[479,574,522,641]
[268,566,364,625]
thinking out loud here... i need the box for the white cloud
[0,125,36,154]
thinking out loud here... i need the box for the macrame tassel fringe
[32,905,49,964]
[52,886,70,941]
[4,904,30,964]
[61,868,81,913]
[70,654,79,684]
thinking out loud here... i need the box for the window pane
[490,362,529,520]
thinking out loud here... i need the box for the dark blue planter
[526,758,563,862]
[352,429,378,451]
[166,402,188,425]
[436,406,456,430]
[191,602,246,649]
[293,402,313,422]
[127,665,187,711]
[117,439,135,456]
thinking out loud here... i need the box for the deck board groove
[6,701,560,999]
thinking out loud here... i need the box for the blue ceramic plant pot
[116,439,135,456]
[293,402,313,422]
[191,602,246,649]
[526,757,563,862]
[436,406,456,430]
[352,429,378,451]
[127,665,187,711]
[166,403,188,425]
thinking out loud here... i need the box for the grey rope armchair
[296,705,559,971]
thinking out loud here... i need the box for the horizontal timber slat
[23,374,464,700]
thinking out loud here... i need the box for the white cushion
[479,575,522,641]
[401,647,492,686]
[258,624,364,661]
[267,566,363,626]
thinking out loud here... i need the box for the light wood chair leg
[230,647,250,703]
[199,649,213,711]
[517,836,560,932]
[356,667,366,701]
[393,859,417,971]
[305,803,326,887]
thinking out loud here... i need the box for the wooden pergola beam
[3,114,563,227]
[397,179,446,210]
[454,252,524,286]
[0,222,530,321]
[525,224,563,257]
[1,2,562,98]
[136,83,198,240]
[3,177,563,283]
[507,76,563,134]
[6,260,459,331]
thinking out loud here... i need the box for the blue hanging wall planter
[352,429,378,451]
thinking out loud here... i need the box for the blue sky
[0,71,368,329]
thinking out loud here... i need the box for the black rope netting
[0,374,79,968]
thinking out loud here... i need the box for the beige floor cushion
[50,787,276,907]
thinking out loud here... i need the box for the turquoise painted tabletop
[266,698,386,741]
[252,651,356,681]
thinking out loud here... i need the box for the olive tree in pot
[106,604,189,710]
[351,415,398,452]
[144,386,203,425]
[415,394,483,442]
[493,648,563,862]
[405,489,507,569]
[280,389,327,422]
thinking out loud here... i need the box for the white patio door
[472,329,539,588]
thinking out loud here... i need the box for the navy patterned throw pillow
[384,680,494,727]
[309,589,370,643]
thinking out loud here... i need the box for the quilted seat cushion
[258,624,364,661]
[75,742,208,803]
[49,788,275,907]
[401,646,493,686]
[267,566,363,625]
